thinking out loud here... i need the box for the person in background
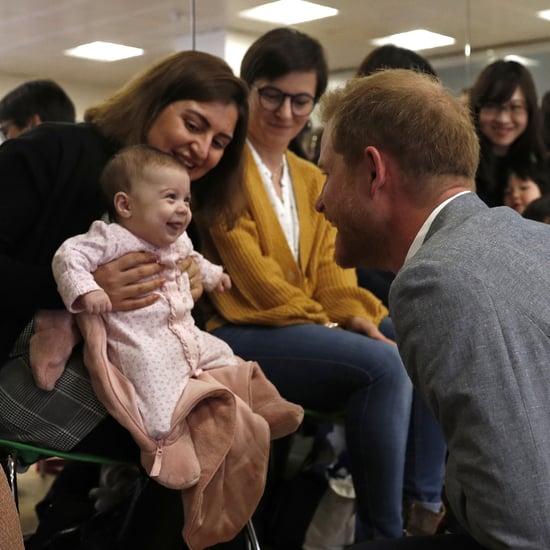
[356,44,436,78]
[0,79,76,140]
[316,68,550,549]
[502,165,548,214]
[354,44,447,537]
[469,60,548,207]
[0,50,249,549]
[197,27,413,542]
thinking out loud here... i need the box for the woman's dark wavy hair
[469,60,546,204]
[240,27,328,100]
[85,50,249,225]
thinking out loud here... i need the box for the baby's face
[503,173,541,214]
[124,165,192,248]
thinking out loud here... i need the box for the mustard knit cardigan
[200,145,388,331]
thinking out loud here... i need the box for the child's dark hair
[523,194,550,222]
[505,163,549,195]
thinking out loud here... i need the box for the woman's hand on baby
[93,251,164,311]
[177,257,203,302]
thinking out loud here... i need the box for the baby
[52,144,238,438]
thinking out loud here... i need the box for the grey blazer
[390,192,550,549]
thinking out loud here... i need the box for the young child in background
[52,144,238,438]
[502,167,547,215]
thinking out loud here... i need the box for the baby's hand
[215,273,232,292]
[79,290,113,314]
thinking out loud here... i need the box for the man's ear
[364,145,387,196]
[27,114,42,128]
[114,192,132,219]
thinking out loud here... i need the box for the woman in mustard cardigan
[197,28,412,542]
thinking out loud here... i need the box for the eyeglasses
[253,85,316,116]
[479,102,528,118]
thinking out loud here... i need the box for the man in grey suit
[315,69,550,549]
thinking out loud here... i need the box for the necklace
[271,160,284,184]
[247,141,286,197]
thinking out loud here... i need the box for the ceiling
[2,0,550,91]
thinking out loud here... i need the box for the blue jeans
[213,318,413,539]
[404,393,447,510]
[354,274,447,514]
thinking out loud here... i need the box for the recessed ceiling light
[239,0,338,25]
[64,41,144,62]
[537,9,550,21]
[371,29,455,51]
